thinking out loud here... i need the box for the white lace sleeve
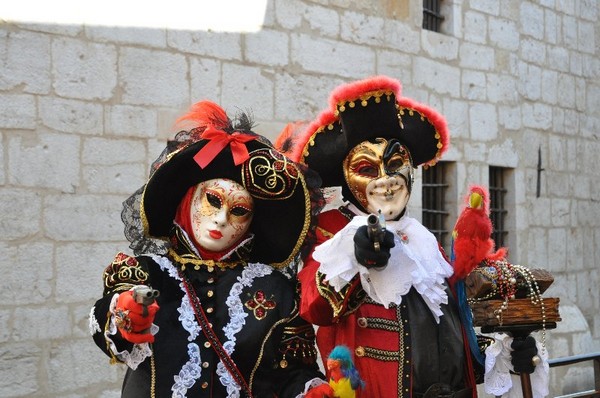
[105,292,159,370]
[484,333,549,398]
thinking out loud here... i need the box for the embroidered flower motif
[114,308,133,332]
[245,290,276,320]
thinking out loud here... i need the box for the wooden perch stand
[466,263,562,398]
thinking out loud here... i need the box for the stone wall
[0,0,598,396]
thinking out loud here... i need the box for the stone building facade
[0,0,598,396]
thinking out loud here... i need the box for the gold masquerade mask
[343,138,414,217]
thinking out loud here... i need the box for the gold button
[201,382,208,389]
[357,317,368,328]
[355,346,365,357]
[207,278,215,284]
[202,362,209,368]
[204,341,211,348]
[206,307,214,314]
[207,266,214,272]
[207,290,214,297]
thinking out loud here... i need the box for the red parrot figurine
[450,185,501,283]
[450,185,506,365]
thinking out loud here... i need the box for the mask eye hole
[353,161,379,178]
[230,206,251,217]
[205,191,222,209]
[386,157,405,174]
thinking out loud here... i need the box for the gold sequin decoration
[168,248,245,270]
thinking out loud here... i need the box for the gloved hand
[304,383,334,398]
[511,335,538,374]
[114,289,159,344]
[353,225,395,269]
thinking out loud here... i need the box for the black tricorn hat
[276,76,450,188]
[140,108,311,268]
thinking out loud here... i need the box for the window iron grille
[423,0,445,32]
[422,163,449,249]
[489,166,508,249]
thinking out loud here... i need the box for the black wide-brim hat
[276,75,450,188]
[140,133,311,268]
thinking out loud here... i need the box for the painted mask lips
[209,230,223,239]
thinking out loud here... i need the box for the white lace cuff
[106,292,158,370]
[295,377,329,398]
[484,333,549,398]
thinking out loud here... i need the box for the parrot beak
[469,192,483,209]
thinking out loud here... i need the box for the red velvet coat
[298,209,479,398]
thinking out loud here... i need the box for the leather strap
[179,271,253,397]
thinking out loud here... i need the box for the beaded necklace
[468,259,547,349]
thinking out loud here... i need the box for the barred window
[422,162,450,250]
[489,166,508,249]
[423,0,445,32]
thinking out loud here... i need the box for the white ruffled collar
[314,211,454,322]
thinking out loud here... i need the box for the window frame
[422,0,445,32]
[421,161,452,252]
[489,166,509,250]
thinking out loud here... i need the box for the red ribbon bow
[193,126,257,169]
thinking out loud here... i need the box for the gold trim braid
[167,248,245,270]
[103,252,149,295]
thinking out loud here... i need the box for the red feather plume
[173,100,229,132]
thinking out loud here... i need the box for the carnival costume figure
[275,76,539,397]
[89,101,326,397]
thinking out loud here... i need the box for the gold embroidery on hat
[244,148,299,200]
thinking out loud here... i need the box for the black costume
[89,102,324,397]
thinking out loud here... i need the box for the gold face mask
[343,138,414,220]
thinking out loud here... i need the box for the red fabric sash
[179,272,254,397]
